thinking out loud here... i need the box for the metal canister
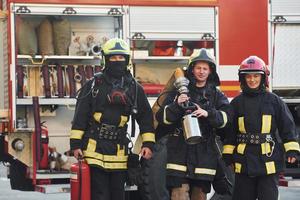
[182,114,202,144]
[16,117,27,129]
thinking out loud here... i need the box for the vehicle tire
[139,135,170,200]
[9,160,34,191]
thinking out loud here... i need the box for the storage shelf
[133,56,189,64]
[17,55,101,59]
[17,55,101,65]
[17,98,77,105]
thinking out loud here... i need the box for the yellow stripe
[85,158,127,169]
[163,105,173,125]
[166,163,187,172]
[70,129,84,139]
[265,161,276,174]
[238,117,246,133]
[194,168,216,175]
[119,115,128,127]
[117,144,125,156]
[220,85,241,91]
[141,132,156,142]
[284,141,300,152]
[223,145,235,154]
[261,115,272,134]
[218,111,228,128]
[235,163,242,173]
[93,112,102,122]
[261,143,271,155]
[87,139,96,152]
[83,151,128,162]
[237,143,246,154]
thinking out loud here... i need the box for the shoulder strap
[131,80,138,138]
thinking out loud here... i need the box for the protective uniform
[70,38,155,200]
[156,49,231,199]
[223,56,300,200]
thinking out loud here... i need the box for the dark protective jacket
[70,72,155,171]
[156,84,230,182]
[223,92,300,176]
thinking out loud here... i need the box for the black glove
[127,153,144,186]
[223,154,234,166]
[212,178,232,195]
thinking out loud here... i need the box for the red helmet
[239,56,270,86]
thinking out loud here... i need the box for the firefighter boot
[191,186,207,200]
[171,184,190,200]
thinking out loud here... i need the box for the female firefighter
[156,48,231,200]
[222,56,300,200]
[70,38,155,200]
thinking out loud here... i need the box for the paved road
[1,163,300,200]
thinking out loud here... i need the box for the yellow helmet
[102,38,130,57]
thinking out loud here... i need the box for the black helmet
[186,48,220,86]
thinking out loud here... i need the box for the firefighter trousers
[233,173,279,200]
[90,166,127,200]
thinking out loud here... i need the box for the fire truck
[0,0,299,198]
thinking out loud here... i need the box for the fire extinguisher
[71,157,91,200]
[39,123,49,169]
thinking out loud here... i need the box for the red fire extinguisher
[39,125,49,169]
[71,158,91,200]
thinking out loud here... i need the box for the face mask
[105,61,127,78]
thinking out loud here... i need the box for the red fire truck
[0,0,299,198]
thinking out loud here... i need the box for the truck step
[35,183,70,193]
[36,170,70,179]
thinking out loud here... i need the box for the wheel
[139,135,170,200]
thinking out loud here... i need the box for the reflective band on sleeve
[284,141,300,152]
[261,143,271,155]
[142,132,155,142]
[238,117,246,133]
[166,163,187,172]
[218,111,228,128]
[235,163,242,173]
[87,139,97,152]
[261,115,272,134]
[163,105,173,125]
[70,129,84,139]
[223,145,235,154]
[237,143,246,155]
[119,115,128,127]
[93,112,102,123]
[194,168,216,175]
[265,161,276,174]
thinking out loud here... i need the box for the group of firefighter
[70,38,300,200]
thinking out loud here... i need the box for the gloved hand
[286,150,299,163]
[222,154,234,167]
[127,153,144,186]
[212,178,232,195]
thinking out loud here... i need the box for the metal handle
[29,57,45,65]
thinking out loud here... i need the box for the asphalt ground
[0,163,300,200]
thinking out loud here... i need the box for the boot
[191,186,207,200]
[171,184,190,200]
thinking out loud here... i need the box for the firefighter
[223,56,300,200]
[70,38,155,200]
[156,48,231,200]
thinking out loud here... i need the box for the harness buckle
[92,88,99,98]
[265,135,275,157]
